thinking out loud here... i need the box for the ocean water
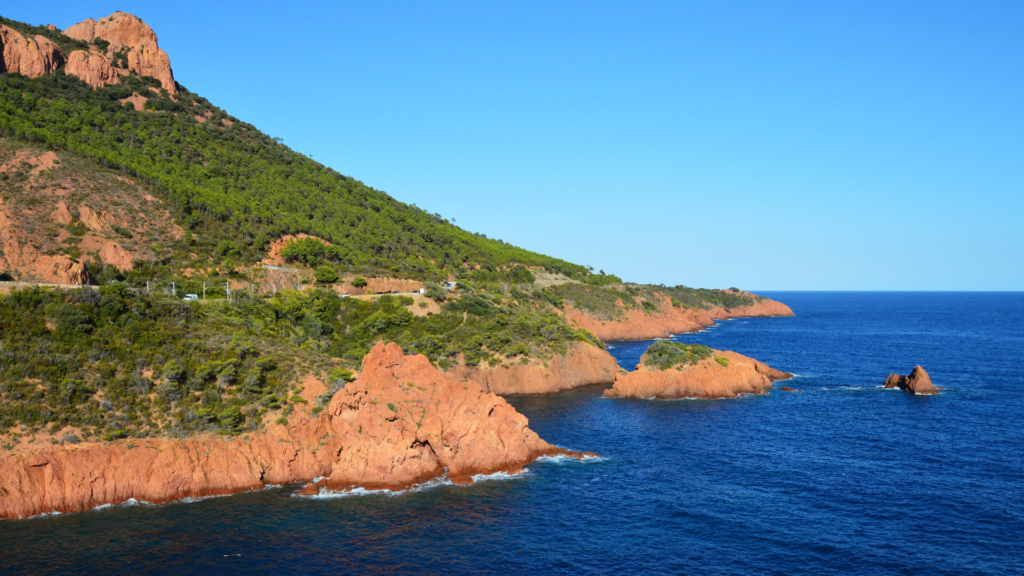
[1,292,1022,575]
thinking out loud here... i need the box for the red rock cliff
[64,12,175,93]
[451,342,619,395]
[0,342,578,520]
[603,349,792,400]
[0,25,65,77]
[566,293,794,341]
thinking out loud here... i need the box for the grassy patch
[642,341,714,371]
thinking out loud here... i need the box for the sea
[1,292,1022,575]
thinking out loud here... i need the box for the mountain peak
[63,11,175,93]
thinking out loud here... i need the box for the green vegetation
[329,288,602,369]
[314,266,339,285]
[539,282,758,321]
[0,64,606,283]
[424,282,446,302]
[0,283,601,443]
[0,285,324,442]
[642,341,714,371]
[715,356,729,367]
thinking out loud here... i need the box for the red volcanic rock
[451,342,619,395]
[906,365,938,395]
[882,366,938,395]
[64,12,175,93]
[882,374,906,389]
[65,48,121,89]
[603,349,792,400]
[565,293,794,342]
[0,25,65,78]
[0,342,581,519]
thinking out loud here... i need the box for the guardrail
[261,265,309,273]
[0,281,98,290]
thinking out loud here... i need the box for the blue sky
[9,1,1023,289]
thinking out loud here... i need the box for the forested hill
[0,14,597,283]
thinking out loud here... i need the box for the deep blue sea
[2,292,1022,575]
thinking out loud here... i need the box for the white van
[183,294,199,301]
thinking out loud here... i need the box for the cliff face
[451,342,619,395]
[565,293,794,341]
[63,12,176,93]
[0,342,577,520]
[0,25,65,78]
[603,349,792,400]
[64,48,121,89]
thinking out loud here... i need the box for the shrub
[351,277,368,288]
[109,224,133,239]
[643,341,714,371]
[53,303,93,335]
[715,356,729,367]
[424,282,446,302]
[315,266,339,284]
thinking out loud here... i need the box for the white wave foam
[471,469,531,483]
[535,453,605,464]
[26,510,63,520]
[302,475,457,500]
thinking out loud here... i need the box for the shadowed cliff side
[0,342,583,520]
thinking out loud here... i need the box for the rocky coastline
[565,293,794,342]
[0,343,588,520]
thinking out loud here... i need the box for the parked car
[183,294,199,302]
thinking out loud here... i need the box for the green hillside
[0,66,593,282]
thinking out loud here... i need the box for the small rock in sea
[882,366,938,395]
[780,386,802,392]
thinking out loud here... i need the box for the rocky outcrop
[882,366,938,395]
[0,25,65,78]
[64,48,121,89]
[0,342,584,519]
[98,242,135,271]
[603,349,791,400]
[565,293,794,342]
[64,12,175,93]
[451,342,619,395]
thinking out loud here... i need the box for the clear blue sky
[10,1,1023,290]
